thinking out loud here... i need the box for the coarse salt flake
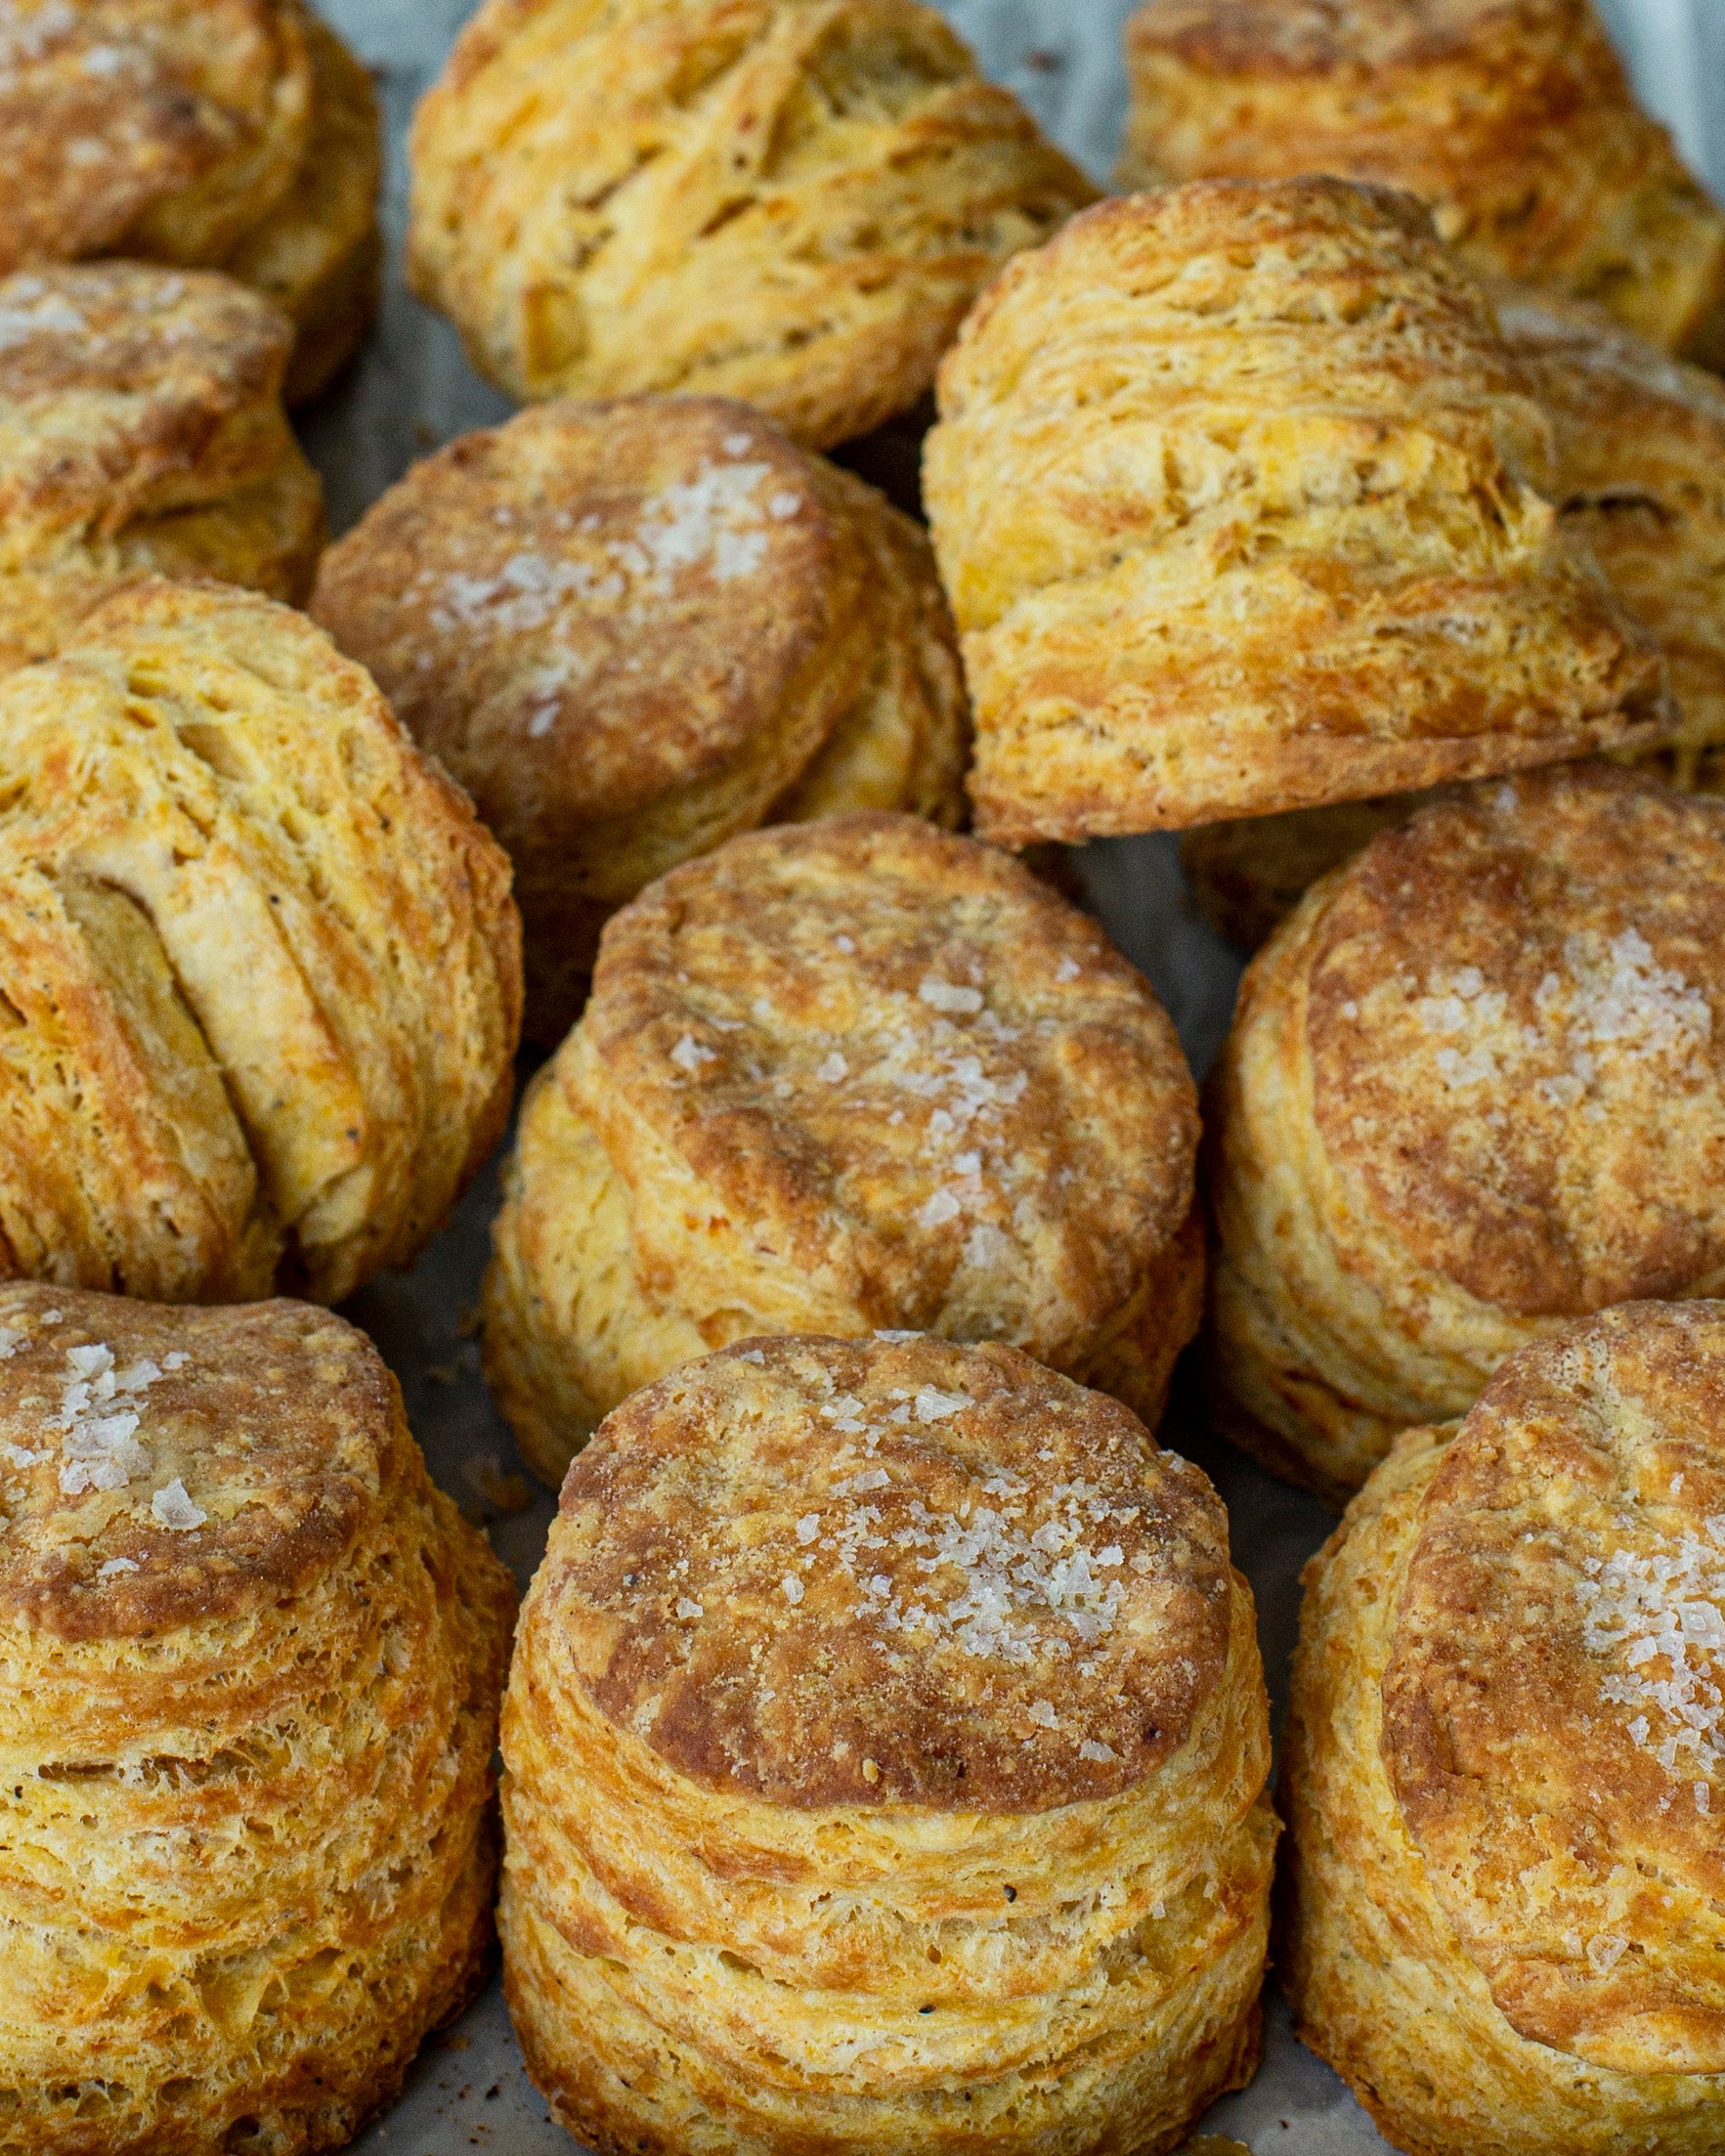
[919,978,983,1015]
[151,1480,206,1532]
[1078,1739,1119,1764]
[781,1574,804,1605]
[914,1386,970,1423]
[668,1033,716,1073]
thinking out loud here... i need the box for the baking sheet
[302,4,1725,2146]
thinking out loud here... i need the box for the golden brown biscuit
[1120,0,1725,367]
[406,0,1097,450]
[0,259,324,672]
[312,396,969,1045]
[483,812,1203,1487]
[221,5,383,405]
[1184,288,1725,949]
[1205,762,1725,1505]
[0,1281,516,2154]
[0,577,522,1306]
[0,1,379,403]
[1284,1303,1725,2153]
[923,180,1671,846]
[501,1333,1275,2155]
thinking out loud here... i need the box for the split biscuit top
[531,1335,1234,1813]
[406,0,1097,449]
[1119,0,1725,366]
[0,1281,516,2152]
[0,259,323,669]
[0,578,521,1308]
[923,178,1670,845]
[310,397,968,1043]
[0,0,380,402]
[1283,1304,1725,2153]
[1207,763,1725,1501]
[483,813,1203,1483]
[1182,288,1725,951]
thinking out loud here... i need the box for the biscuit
[0,1282,516,2155]
[0,259,324,673]
[221,6,383,405]
[0,578,522,1306]
[483,812,1203,1487]
[1183,288,1725,948]
[406,0,1097,450]
[312,397,969,1045]
[0,1,380,404]
[1283,1303,1725,2153]
[1205,762,1725,1504]
[500,1333,1275,2155]
[1120,0,1725,367]
[923,180,1671,845]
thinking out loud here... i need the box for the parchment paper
[303,6,1725,2145]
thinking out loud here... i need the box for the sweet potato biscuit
[923,180,1671,845]
[222,5,383,405]
[1284,1304,1725,2153]
[0,259,323,672]
[1184,288,1725,948]
[501,1334,1275,2154]
[0,1282,516,2156]
[0,1,379,404]
[312,396,969,1045]
[1120,0,1725,367]
[483,812,1202,1486]
[1205,762,1725,1504]
[0,578,521,1306]
[406,0,1097,450]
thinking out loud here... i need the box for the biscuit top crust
[1382,1302,1725,2073]
[1130,0,1590,76]
[543,1333,1231,1811]
[310,397,861,826]
[1302,765,1725,1319]
[582,813,1199,1355]
[0,0,309,272]
[0,1283,400,1645]
[0,260,293,553]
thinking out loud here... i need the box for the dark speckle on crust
[543,1333,1232,1813]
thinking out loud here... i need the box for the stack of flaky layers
[0,1285,516,2153]
[0,259,325,674]
[0,0,381,404]
[500,1336,1276,2155]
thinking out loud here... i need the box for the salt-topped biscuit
[312,397,968,1044]
[501,1333,1275,2153]
[0,259,323,672]
[483,812,1202,1486]
[1120,0,1725,366]
[0,0,380,402]
[406,0,1096,449]
[1206,762,1725,1502]
[1183,289,1725,950]
[0,578,521,1306]
[923,180,1670,845]
[1285,1302,1725,2152]
[0,1282,516,2153]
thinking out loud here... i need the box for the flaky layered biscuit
[483,812,1202,1486]
[0,1283,516,2155]
[0,1,379,403]
[923,180,1670,845]
[1284,1304,1725,2153]
[0,578,521,1306]
[1120,0,1725,367]
[406,0,1096,450]
[313,398,968,1045]
[0,260,323,672]
[1205,763,1725,1504]
[222,6,382,405]
[1184,289,1725,949]
[501,1335,1274,2155]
